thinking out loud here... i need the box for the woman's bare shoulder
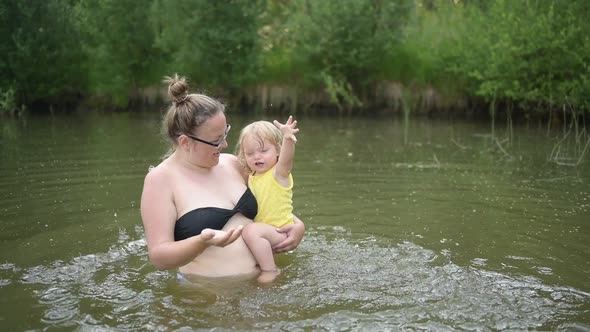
[141,160,174,217]
[220,153,239,163]
[144,159,173,187]
[220,153,248,178]
[220,153,241,170]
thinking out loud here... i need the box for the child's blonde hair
[235,121,283,172]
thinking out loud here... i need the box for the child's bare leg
[242,223,287,271]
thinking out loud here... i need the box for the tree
[0,0,85,107]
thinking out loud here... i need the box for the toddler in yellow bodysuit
[235,116,299,282]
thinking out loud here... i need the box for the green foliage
[321,72,362,111]
[0,0,85,106]
[304,0,410,85]
[0,0,588,115]
[262,0,412,109]
[152,0,261,91]
[77,0,165,107]
[0,87,16,114]
[390,1,464,86]
[444,0,590,113]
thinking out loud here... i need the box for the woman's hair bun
[163,73,189,103]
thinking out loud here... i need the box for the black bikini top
[174,188,258,241]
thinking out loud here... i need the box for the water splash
[4,229,589,330]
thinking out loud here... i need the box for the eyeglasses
[186,124,231,148]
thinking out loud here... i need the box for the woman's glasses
[186,124,231,148]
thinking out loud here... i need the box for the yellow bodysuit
[248,165,294,227]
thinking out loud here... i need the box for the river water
[0,112,589,331]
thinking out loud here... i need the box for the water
[0,112,589,331]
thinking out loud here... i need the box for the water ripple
[5,231,589,330]
[240,235,589,330]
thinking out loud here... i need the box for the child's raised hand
[273,115,299,142]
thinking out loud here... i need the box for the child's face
[243,135,279,174]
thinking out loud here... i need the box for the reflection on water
[0,113,589,330]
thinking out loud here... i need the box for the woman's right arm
[140,170,242,269]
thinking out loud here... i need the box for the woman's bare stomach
[179,216,259,277]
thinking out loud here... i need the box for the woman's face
[187,112,229,167]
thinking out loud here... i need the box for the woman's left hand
[272,215,305,253]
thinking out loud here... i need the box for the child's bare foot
[257,270,281,284]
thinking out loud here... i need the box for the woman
[140,74,305,278]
